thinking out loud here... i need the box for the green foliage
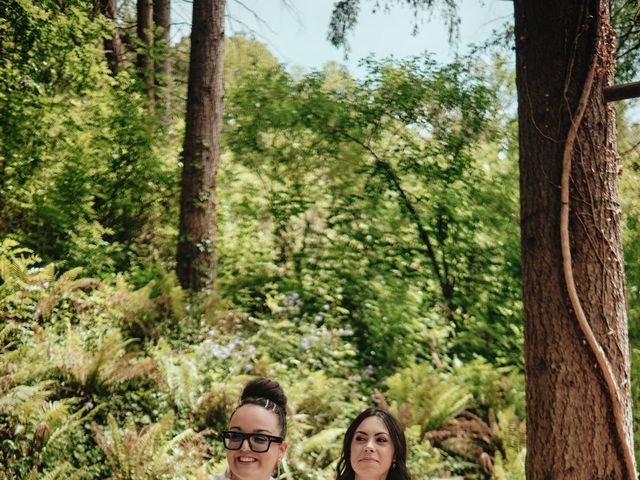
[224,53,522,371]
[613,1,640,82]
[9,7,627,476]
[0,0,178,276]
[491,407,526,480]
[385,363,472,436]
[92,413,210,479]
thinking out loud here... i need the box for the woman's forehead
[229,403,280,432]
[356,415,389,434]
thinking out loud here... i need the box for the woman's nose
[364,440,375,451]
[239,438,251,451]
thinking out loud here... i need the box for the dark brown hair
[233,377,288,437]
[336,407,411,480]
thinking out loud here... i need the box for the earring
[392,459,396,469]
[272,459,282,479]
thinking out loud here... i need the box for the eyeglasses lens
[223,432,271,453]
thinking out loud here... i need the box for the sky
[169,2,640,121]
[171,0,514,76]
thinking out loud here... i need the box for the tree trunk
[136,0,154,108]
[176,0,226,291]
[99,0,123,74]
[515,0,636,478]
[153,0,171,118]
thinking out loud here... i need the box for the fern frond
[26,462,85,480]
[0,322,18,348]
[102,353,156,386]
[56,267,84,284]
[37,403,100,464]
[34,268,98,320]
[386,363,472,435]
[92,419,119,473]
[0,256,29,287]
[301,427,345,452]
[37,399,74,431]
[153,343,204,412]
[0,383,53,421]
[52,328,150,394]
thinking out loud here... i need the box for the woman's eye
[230,433,244,442]
[377,437,388,443]
[355,436,367,442]
[253,435,269,444]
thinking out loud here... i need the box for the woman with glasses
[216,377,288,480]
[335,408,411,480]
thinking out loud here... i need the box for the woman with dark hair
[336,408,411,480]
[215,378,288,480]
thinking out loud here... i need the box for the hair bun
[241,377,287,410]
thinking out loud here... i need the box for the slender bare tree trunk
[137,0,154,109]
[153,0,171,118]
[176,0,226,290]
[99,0,123,74]
[516,0,635,477]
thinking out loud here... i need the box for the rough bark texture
[153,0,171,117]
[99,0,123,74]
[136,0,154,106]
[515,0,635,478]
[176,0,226,290]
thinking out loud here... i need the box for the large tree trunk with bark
[153,0,171,118]
[136,0,154,108]
[515,0,636,478]
[99,0,123,74]
[176,0,226,291]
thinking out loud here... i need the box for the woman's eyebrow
[355,430,389,436]
[227,426,274,434]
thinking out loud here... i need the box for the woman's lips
[236,456,258,464]
[358,457,379,463]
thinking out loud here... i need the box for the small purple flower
[300,336,311,349]
[314,314,323,322]
[209,342,233,360]
[243,363,253,372]
[363,364,374,377]
[323,303,330,311]
[349,374,362,382]
[285,292,300,306]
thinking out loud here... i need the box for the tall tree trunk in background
[153,0,171,119]
[136,0,154,109]
[176,0,226,291]
[99,0,123,74]
[516,0,636,477]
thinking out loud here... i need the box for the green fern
[491,406,526,480]
[52,328,155,395]
[92,413,208,479]
[34,266,98,321]
[26,462,86,480]
[385,363,472,436]
[1,337,53,383]
[0,383,54,422]
[152,340,205,413]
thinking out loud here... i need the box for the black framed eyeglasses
[221,431,284,453]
